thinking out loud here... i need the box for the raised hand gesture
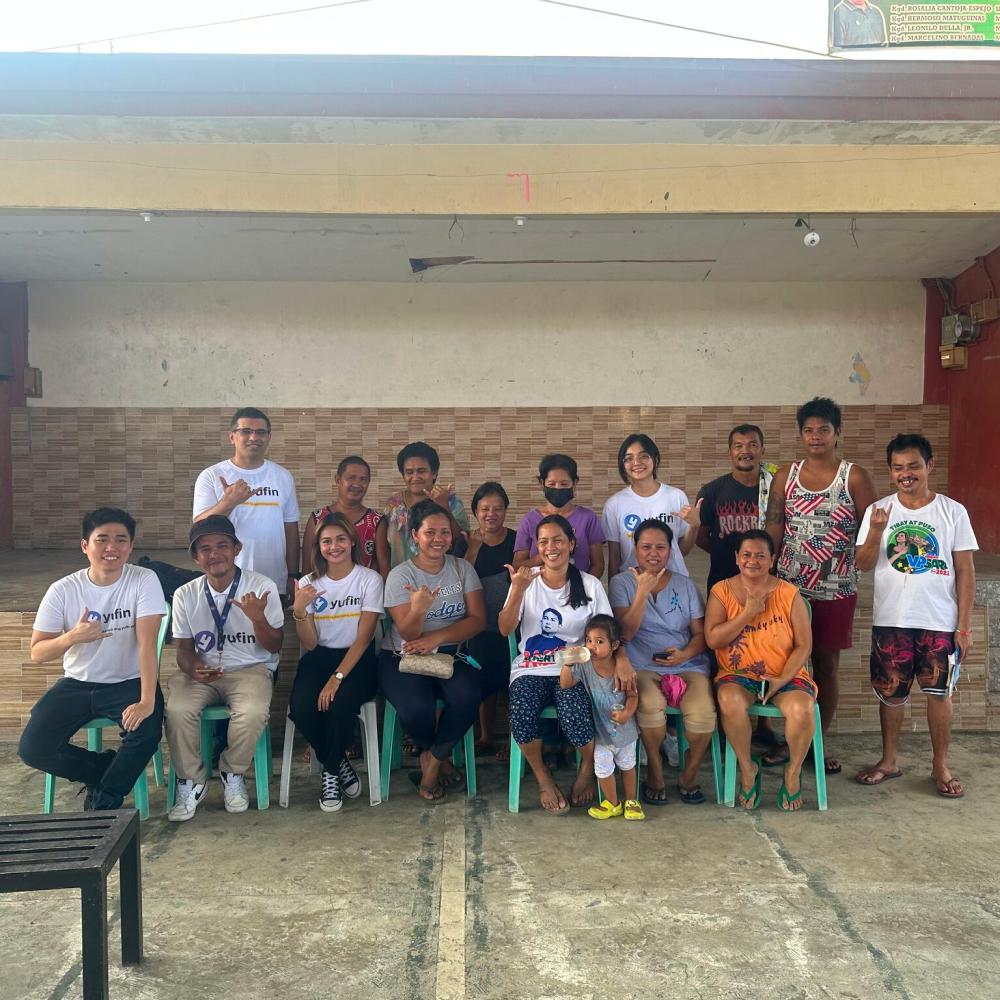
[673,498,704,529]
[505,564,535,594]
[292,578,324,617]
[219,476,256,510]
[404,584,441,616]
[67,607,112,646]
[232,590,271,622]
[870,503,893,535]
[630,565,665,598]
[423,482,454,506]
[743,590,767,619]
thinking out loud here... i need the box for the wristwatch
[334,671,345,681]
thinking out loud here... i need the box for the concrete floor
[1,733,998,1000]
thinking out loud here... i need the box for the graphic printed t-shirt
[382,491,471,569]
[172,568,285,671]
[193,459,300,592]
[34,564,165,684]
[472,528,517,633]
[301,565,384,648]
[310,506,382,569]
[608,570,710,677]
[508,572,612,683]
[513,507,605,575]
[857,494,979,632]
[600,484,690,576]
[697,474,763,591]
[571,659,638,749]
[382,556,482,651]
[710,579,816,695]
[778,460,858,602]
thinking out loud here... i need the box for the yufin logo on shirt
[309,595,330,614]
[886,523,948,576]
[623,513,641,539]
[194,629,256,653]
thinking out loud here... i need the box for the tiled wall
[12,404,950,548]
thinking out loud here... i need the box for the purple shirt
[514,506,606,574]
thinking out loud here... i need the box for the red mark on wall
[506,173,531,203]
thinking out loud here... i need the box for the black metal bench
[0,810,142,1000]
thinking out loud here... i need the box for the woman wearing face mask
[500,515,635,814]
[382,442,470,577]
[289,512,384,812]
[380,500,486,801]
[464,482,517,757]
[513,454,605,577]
[302,456,389,576]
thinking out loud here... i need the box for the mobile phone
[759,678,768,701]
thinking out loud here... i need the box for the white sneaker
[221,771,250,813]
[662,733,680,768]
[168,778,207,822]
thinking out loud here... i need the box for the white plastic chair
[278,700,382,808]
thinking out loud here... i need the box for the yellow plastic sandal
[588,800,624,820]
[623,799,646,821]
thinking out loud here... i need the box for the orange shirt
[711,578,813,689]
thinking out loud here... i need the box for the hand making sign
[830,1,1000,49]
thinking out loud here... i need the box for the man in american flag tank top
[766,397,876,775]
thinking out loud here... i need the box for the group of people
[18,397,977,822]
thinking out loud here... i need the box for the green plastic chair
[380,699,476,800]
[43,603,171,821]
[722,701,828,811]
[166,707,273,812]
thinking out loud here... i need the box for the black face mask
[543,486,574,508]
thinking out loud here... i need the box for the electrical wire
[32,0,376,53]
[535,0,843,61]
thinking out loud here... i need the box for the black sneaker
[338,758,361,799]
[77,785,95,811]
[320,770,343,813]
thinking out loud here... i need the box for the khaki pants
[166,663,273,783]
[636,669,717,734]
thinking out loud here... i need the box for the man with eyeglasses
[193,407,300,606]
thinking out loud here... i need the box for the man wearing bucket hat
[166,515,285,821]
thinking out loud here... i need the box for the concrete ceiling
[1,211,997,283]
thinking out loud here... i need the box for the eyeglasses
[234,429,270,438]
[623,453,652,465]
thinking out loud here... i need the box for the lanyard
[203,566,242,662]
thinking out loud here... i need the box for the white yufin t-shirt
[193,459,300,592]
[34,564,165,684]
[857,493,978,631]
[601,483,690,576]
[508,571,612,683]
[301,566,384,649]
[172,568,285,671]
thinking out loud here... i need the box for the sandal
[538,780,570,816]
[676,783,706,805]
[933,775,964,798]
[778,781,804,811]
[738,756,763,810]
[855,766,903,786]
[760,747,790,768]
[641,782,669,806]
[494,742,510,761]
[588,800,623,820]
[623,799,646,821]
[345,741,363,761]
[402,737,421,758]
[438,766,465,791]
[407,771,446,803]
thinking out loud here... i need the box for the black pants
[288,646,379,773]
[378,649,482,761]
[469,631,511,700]
[18,677,164,810]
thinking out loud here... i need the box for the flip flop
[855,766,903,786]
[676,783,705,805]
[934,776,965,799]
[778,781,804,811]
[641,782,669,806]
[438,766,465,791]
[538,780,570,816]
[760,749,790,768]
[739,756,763,811]
[494,743,510,761]
[407,770,446,803]
[806,748,842,775]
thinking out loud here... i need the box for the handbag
[392,557,482,679]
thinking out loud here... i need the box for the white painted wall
[27,280,924,407]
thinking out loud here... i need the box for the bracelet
[957,629,972,636]
[292,611,309,622]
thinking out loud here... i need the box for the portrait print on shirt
[522,607,569,669]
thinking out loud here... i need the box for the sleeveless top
[777,459,858,601]
[711,578,815,693]
[311,506,382,569]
